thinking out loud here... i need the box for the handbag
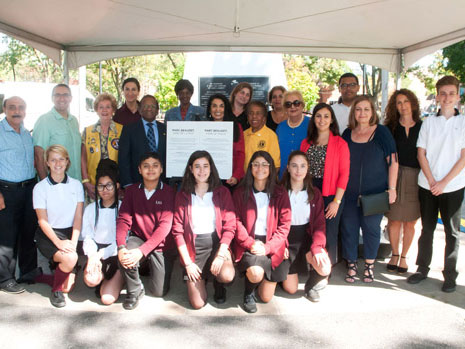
[357,127,390,216]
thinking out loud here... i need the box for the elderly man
[332,73,360,132]
[33,84,81,180]
[0,97,39,293]
[118,95,167,187]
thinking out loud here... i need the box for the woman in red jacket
[233,151,291,313]
[172,150,236,309]
[280,151,331,302]
[300,103,350,265]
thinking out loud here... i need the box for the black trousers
[0,181,37,286]
[416,187,464,282]
[118,235,176,297]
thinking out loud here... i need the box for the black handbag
[357,128,390,216]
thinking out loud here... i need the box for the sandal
[345,262,358,283]
[363,262,375,283]
[386,254,399,272]
[397,256,408,274]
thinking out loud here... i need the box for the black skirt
[35,227,73,260]
[237,235,273,281]
[183,232,219,281]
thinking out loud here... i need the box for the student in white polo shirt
[33,145,84,307]
[407,76,465,293]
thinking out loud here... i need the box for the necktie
[146,122,157,151]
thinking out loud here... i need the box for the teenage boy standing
[408,76,465,293]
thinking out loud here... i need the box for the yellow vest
[84,122,123,184]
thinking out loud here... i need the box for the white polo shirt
[33,175,84,228]
[191,192,216,235]
[289,190,310,225]
[417,113,465,193]
[332,103,351,132]
[253,191,269,236]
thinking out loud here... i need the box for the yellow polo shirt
[243,125,281,171]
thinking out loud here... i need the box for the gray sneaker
[305,288,320,302]
[243,293,257,313]
[0,280,25,294]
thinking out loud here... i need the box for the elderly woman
[230,82,253,131]
[266,86,287,131]
[113,77,141,126]
[81,93,123,200]
[165,79,205,121]
[206,93,245,186]
[276,90,310,179]
[341,95,398,284]
[383,89,422,274]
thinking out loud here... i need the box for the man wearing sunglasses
[332,73,360,132]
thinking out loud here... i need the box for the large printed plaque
[166,121,233,179]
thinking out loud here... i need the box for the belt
[0,178,37,189]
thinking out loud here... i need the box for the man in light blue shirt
[0,96,40,294]
[164,79,205,122]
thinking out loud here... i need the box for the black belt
[0,178,36,189]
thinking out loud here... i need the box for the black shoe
[305,288,320,303]
[407,272,427,284]
[441,280,456,293]
[213,281,226,304]
[17,267,43,284]
[50,291,66,308]
[123,288,145,310]
[0,280,25,294]
[243,293,257,313]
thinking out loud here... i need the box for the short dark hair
[52,83,71,96]
[94,159,120,227]
[139,95,159,110]
[174,79,194,95]
[436,75,460,94]
[306,103,340,143]
[339,73,359,86]
[138,152,162,167]
[122,77,140,91]
[268,86,286,103]
[180,150,221,194]
[246,100,267,117]
[240,150,277,202]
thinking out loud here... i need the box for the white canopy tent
[1,0,464,72]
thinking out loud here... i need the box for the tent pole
[62,50,69,84]
[99,61,103,93]
[381,69,389,118]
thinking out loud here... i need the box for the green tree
[443,40,465,83]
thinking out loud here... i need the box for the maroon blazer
[172,185,236,266]
[304,187,327,255]
[233,185,291,268]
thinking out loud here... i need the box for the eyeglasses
[340,83,358,89]
[284,100,303,108]
[97,183,115,192]
[251,162,270,168]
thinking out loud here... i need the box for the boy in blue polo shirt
[408,75,465,293]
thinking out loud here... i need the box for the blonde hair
[45,145,71,171]
[348,95,379,129]
[94,93,117,112]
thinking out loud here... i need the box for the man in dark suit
[119,95,167,187]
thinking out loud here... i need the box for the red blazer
[300,132,350,197]
[233,185,291,269]
[172,185,236,266]
[116,182,175,255]
[232,123,245,181]
[304,187,327,255]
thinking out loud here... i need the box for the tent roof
[1,0,464,72]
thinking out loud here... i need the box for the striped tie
[146,122,157,151]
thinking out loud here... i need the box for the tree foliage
[443,40,465,83]
[403,52,448,95]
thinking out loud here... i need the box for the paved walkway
[1,222,464,348]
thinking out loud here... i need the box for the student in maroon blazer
[300,103,350,265]
[116,152,176,310]
[172,150,236,309]
[279,151,331,302]
[233,150,291,313]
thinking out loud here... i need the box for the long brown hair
[180,150,221,194]
[240,151,277,202]
[347,95,378,129]
[384,89,420,132]
[280,150,314,201]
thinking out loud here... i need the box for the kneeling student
[116,152,176,310]
[81,159,124,305]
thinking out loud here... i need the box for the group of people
[0,72,463,313]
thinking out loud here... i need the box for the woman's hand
[56,239,76,253]
[388,188,397,204]
[226,176,238,186]
[84,182,96,200]
[430,180,446,196]
[86,255,102,275]
[283,248,289,260]
[186,263,202,282]
[250,241,266,256]
[325,201,340,219]
[210,256,225,276]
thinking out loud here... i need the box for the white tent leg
[381,69,389,118]
[62,50,69,84]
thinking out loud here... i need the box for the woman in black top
[266,86,287,131]
[384,89,422,274]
